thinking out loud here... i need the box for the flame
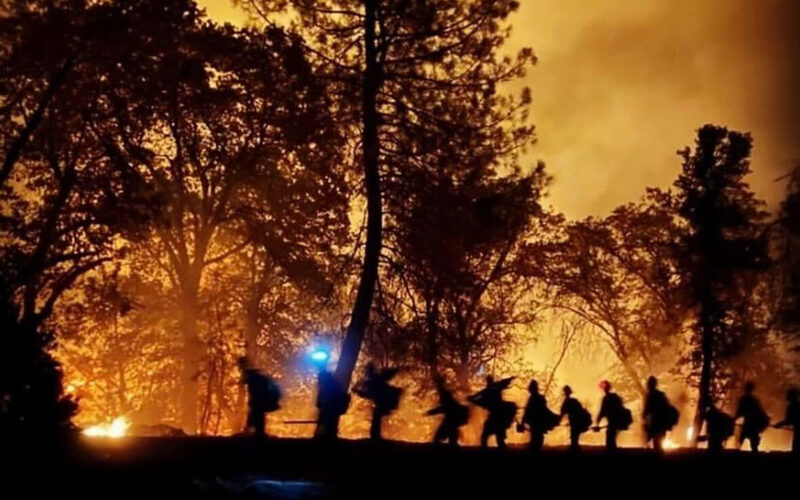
[661,436,680,451]
[686,425,695,442]
[83,416,130,438]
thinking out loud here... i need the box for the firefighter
[519,379,559,452]
[734,381,770,453]
[774,387,800,456]
[239,357,281,437]
[314,368,350,441]
[702,404,735,454]
[560,385,591,451]
[468,376,517,449]
[426,375,469,446]
[354,363,403,441]
[642,376,679,453]
[594,380,632,451]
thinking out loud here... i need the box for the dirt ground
[8,437,798,499]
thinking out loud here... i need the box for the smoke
[515,0,800,218]
[197,0,799,218]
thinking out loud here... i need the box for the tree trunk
[329,0,383,437]
[179,281,202,435]
[245,297,260,361]
[692,293,715,446]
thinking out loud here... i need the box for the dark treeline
[0,0,797,444]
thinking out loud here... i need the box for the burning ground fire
[82,416,130,438]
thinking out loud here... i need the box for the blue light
[310,349,329,362]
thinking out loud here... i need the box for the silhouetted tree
[0,0,187,436]
[525,191,687,395]
[246,0,535,437]
[0,280,76,440]
[95,21,345,433]
[372,165,548,391]
[776,166,800,342]
[674,125,771,445]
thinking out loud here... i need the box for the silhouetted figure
[594,380,632,451]
[643,376,679,453]
[314,369,350,441]
[426,375,469,446]
[559,385,591,451]
[519,380,559,452]
[239,357,281,437]
[774,387,800,456]
[734,381,769,453]
[353,363,402,441]
[701,404,734,454]
[468,375,517,449]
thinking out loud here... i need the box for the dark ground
[6,437,798,499]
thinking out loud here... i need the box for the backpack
[453,403,470,427]
[264,381,281,412]
[250,372,281,412]
[616,407,633,431]
[336,392,352,416]
[753,406,770,433]
[499,401,518,430]
[544,409,561,432]
[574,406,592,433]
[664,403,679,430]
[381,386,403,412]
[719,413,735,440]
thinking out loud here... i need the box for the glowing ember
[83,416,130,438]
[662,436,680,451]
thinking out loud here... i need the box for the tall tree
[246,1,535,437]
[526,191,687,395]
[674,125,770,444]
[0,0,187,437]
[776,166,800,341]
[98,17,345,433]
[372,165,547,391]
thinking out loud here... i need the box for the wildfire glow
[662,436,680,451]
[82,416,130,438]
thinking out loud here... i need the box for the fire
[82,416,130,438]
[686,425,695,442]
[661,436,680,451]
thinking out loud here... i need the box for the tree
[776,166,800,341]
[372,164,548,391]
[0,0,183,331]
[674,125,771,444]
[96,16,346,433]
[525,191,688,396]
[246,0,535,437]
[0,282,77,440]
[0,0,186,437]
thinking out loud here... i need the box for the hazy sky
[198,0,799,219]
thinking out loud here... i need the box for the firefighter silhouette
[519,379,560,452]
[642,376,679,453]
[468,376,517,449]
[775,387,800,456]
[314,368,350,441]
[238,357,281,437]
[426,375,469,446]
[354,363,403,441]
[734,381,769,453]
[594,380,632,451]
[560,385,591,451]
[701,404,735,453]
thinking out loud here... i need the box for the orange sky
[197,0,799,219]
